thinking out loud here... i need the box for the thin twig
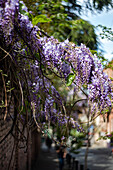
[0,46,13,61]
[72,98,88,108]
[18,80,24,114]
[1,72,8,120]
[31,101,44,134]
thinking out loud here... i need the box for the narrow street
[32,141,113,170]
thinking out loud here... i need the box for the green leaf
[19,2,27,15]
[2,74,7,77]
[19,2,33,21]
[47,132,51,139]
[27,13,33,21]
[7,87,15,92]
[66,73,75,86]
[32,15,51,26]
[38,4,45,10]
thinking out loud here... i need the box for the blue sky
[81,9,113,61]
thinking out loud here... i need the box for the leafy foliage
[22,0,113,50]
[23,0,100,50]
[66,73,75,86]
[98,25,113,41]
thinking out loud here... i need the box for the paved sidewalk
[69,146,113,170]
[32,142,59,170]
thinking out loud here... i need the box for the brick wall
[0,90,41,170]
[0,92,14,170]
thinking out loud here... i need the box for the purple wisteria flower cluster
[0,0,113,136]
[88,55,113,113]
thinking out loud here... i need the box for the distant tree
[23,0,113,50]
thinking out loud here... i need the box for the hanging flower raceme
[0,0,19,45]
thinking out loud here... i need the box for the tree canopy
[22,0,113,50]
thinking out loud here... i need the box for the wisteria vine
[0,0,113,141]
